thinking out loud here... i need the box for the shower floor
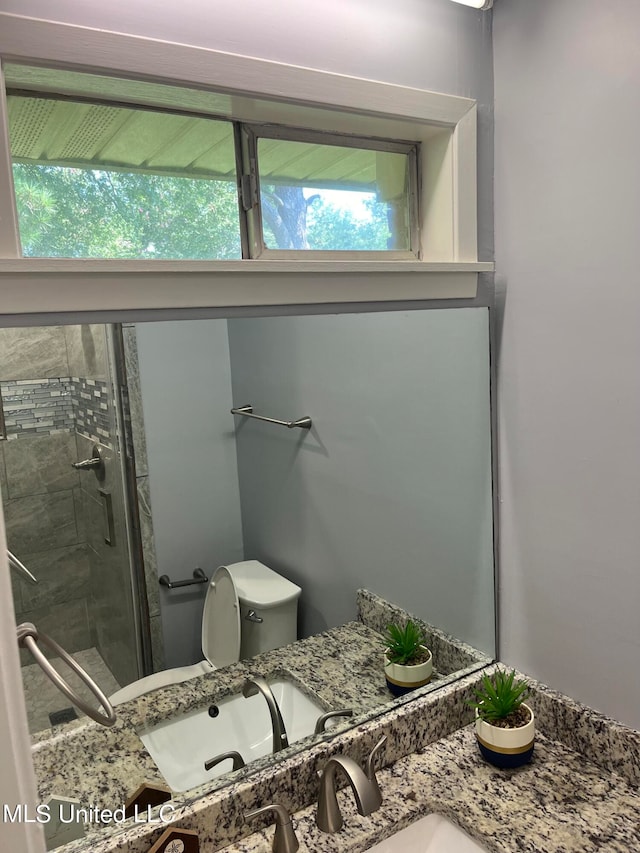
[21,647,121,735]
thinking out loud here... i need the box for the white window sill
[0,259,493,317]
[0,258,493,273]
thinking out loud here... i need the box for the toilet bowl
[110,560,301,705]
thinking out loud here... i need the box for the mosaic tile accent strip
[0,378,74,438]
[69,377,113,447]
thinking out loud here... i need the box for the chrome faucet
[316,735,387,833]
[204,749,245,773]
[242,675,289,753]
[245,803,299,853]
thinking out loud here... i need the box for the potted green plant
[383,620,433,697]
[468,669,534,768]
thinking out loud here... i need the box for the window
[8,95,241,259]
[247,129,417,256]
[7,92,419,261]
[0,42,486,313]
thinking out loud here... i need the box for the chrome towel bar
[231,405,312,430]
[159,567,209,589]
[7,550,38,584]
[16,622,116,727]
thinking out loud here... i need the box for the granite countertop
[219,697,640,853]
[32,621,390,813]
[28,594,492,853]
[31,585,488,820]
[222,726,640,853]
[31,614,483,849]
[49,665,640,853]
[30,580,640,853]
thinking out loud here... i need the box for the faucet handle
[245,804,299,853]
[204,750,245,772]
[366,734,387,797]
[314,708,354,734]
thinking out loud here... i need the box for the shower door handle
[99,489,115,547]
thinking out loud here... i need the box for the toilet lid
[201,566,241,668]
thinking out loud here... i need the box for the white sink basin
[139,679,325,792]
[366,814,487,853]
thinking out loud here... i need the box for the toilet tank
[226,560,301,660]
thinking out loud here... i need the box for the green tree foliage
[14,166,393,257]
[307,194,392,250]
[13,164,242,259]
[261,184,391,251]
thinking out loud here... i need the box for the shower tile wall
[0,326,90,666]
[0,325,138,689]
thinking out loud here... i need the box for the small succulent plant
[383,620,428,666]
[468,669,529,723]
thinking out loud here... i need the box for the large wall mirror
[0,305,495,849]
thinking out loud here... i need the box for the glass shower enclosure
[0,323,147,733]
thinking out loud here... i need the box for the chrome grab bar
[159,567,208,589]
[16,622,117,727]
[7,550,38,585]
[231,405,312,430]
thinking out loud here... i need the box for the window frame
[0,12,493,317]
[7,95,421,260]
[8,91,245,261]
[242,123,420,260]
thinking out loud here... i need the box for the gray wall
[494,0,640,728]
[228,310,495,654]
[135,320,245,667]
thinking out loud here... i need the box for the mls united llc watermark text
[3,803,176,825]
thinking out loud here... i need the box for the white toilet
[110,560,301,705]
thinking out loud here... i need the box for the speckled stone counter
[50,665,640,853]
[216,671,640,853]
[31,595,488,851]
[223,726,640,853]
[33,621,389,816]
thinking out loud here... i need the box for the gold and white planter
[475,703,535,768]
[384,646,433,697]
